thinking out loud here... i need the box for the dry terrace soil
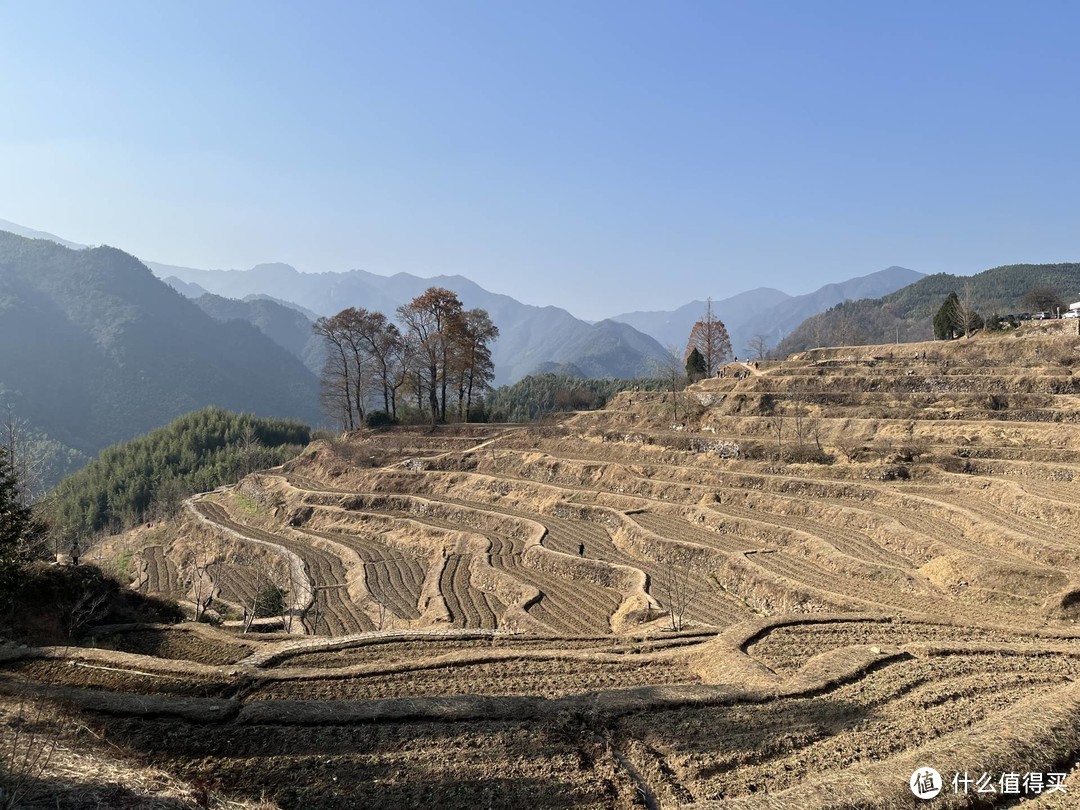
[7,323,1080,808]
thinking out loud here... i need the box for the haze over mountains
[155,260,924,377]
[152,261,674,384]
[0,230,320,488]
[3,217,927,384]
[0,217,85,250]
[0,217,940,489]
[611,266,925,357]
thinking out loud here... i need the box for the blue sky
[3,1,1079,319]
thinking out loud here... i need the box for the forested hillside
[487,374,669,422]
[774,263,1080,355]
[47,408,309,538]
[193,292,326,373]
[0,231,321,488]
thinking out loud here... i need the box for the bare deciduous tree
[685,298,733,376]
[767,407,785,459]
[451,308,499,421]
[1,666,71,807]
[658,551,701,632]
[397,288,465,425]
[791,393,808,448]
[313,313,358,430]
[837,435,865,462]
[749,334,770,362]
[1020,286,1065,315]
[651,346,687,424]
[67,590,110,640]
[316,292,496,427]
[240,552,288,633]
[178,540,215,622]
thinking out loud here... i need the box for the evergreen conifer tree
[934,292,963,340]
[685,347,707,381]
[0,447,36,598]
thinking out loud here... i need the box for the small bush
[785,445,836,465]
[465,404,491,423]
[938,455,976,474]
[893,442,928,463]
[365,410,396,428]
[253,585,286,619]
[866,464,910,481]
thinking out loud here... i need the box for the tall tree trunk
[338,347,354,430]
[439,372,448,422]
[429,362,439,426]
[465,371,475,422]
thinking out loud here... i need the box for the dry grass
[7,326,1080,807]
[0,691,277,809]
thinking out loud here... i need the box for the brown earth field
[6,323,1080,809]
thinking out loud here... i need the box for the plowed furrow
[438,553,497,629]
[523,564,620,635]
[746,620,1056,674]
[700,501,910,567]
[195,500,374,635]
[746,551,950,615]
[143,545,182,597]
[296,528,423,621]
[896,485,1068,559]
[206,562,259,608]
[916,486,1080,555]
[377,490,750,629]
[353,502,622,635]
[631,512,759,554]
[619,653,1080,803]
[1017,478,1080,505]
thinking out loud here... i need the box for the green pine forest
[46,408,309,539]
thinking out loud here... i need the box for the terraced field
[11,327,1080,808]
[132,544,184,599]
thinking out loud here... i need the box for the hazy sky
[3,1,1080,319]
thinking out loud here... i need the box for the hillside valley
[0,231,321,488]
[7,320,1080,808]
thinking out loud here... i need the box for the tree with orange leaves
[685,298,732,377]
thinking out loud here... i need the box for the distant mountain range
[0,218,86,251]
[611,266,925,357]
[0,217,938,489]
[611,287,791,356]
[151,261,673,384]
[1,218,926,383]
[0,230,320,488]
